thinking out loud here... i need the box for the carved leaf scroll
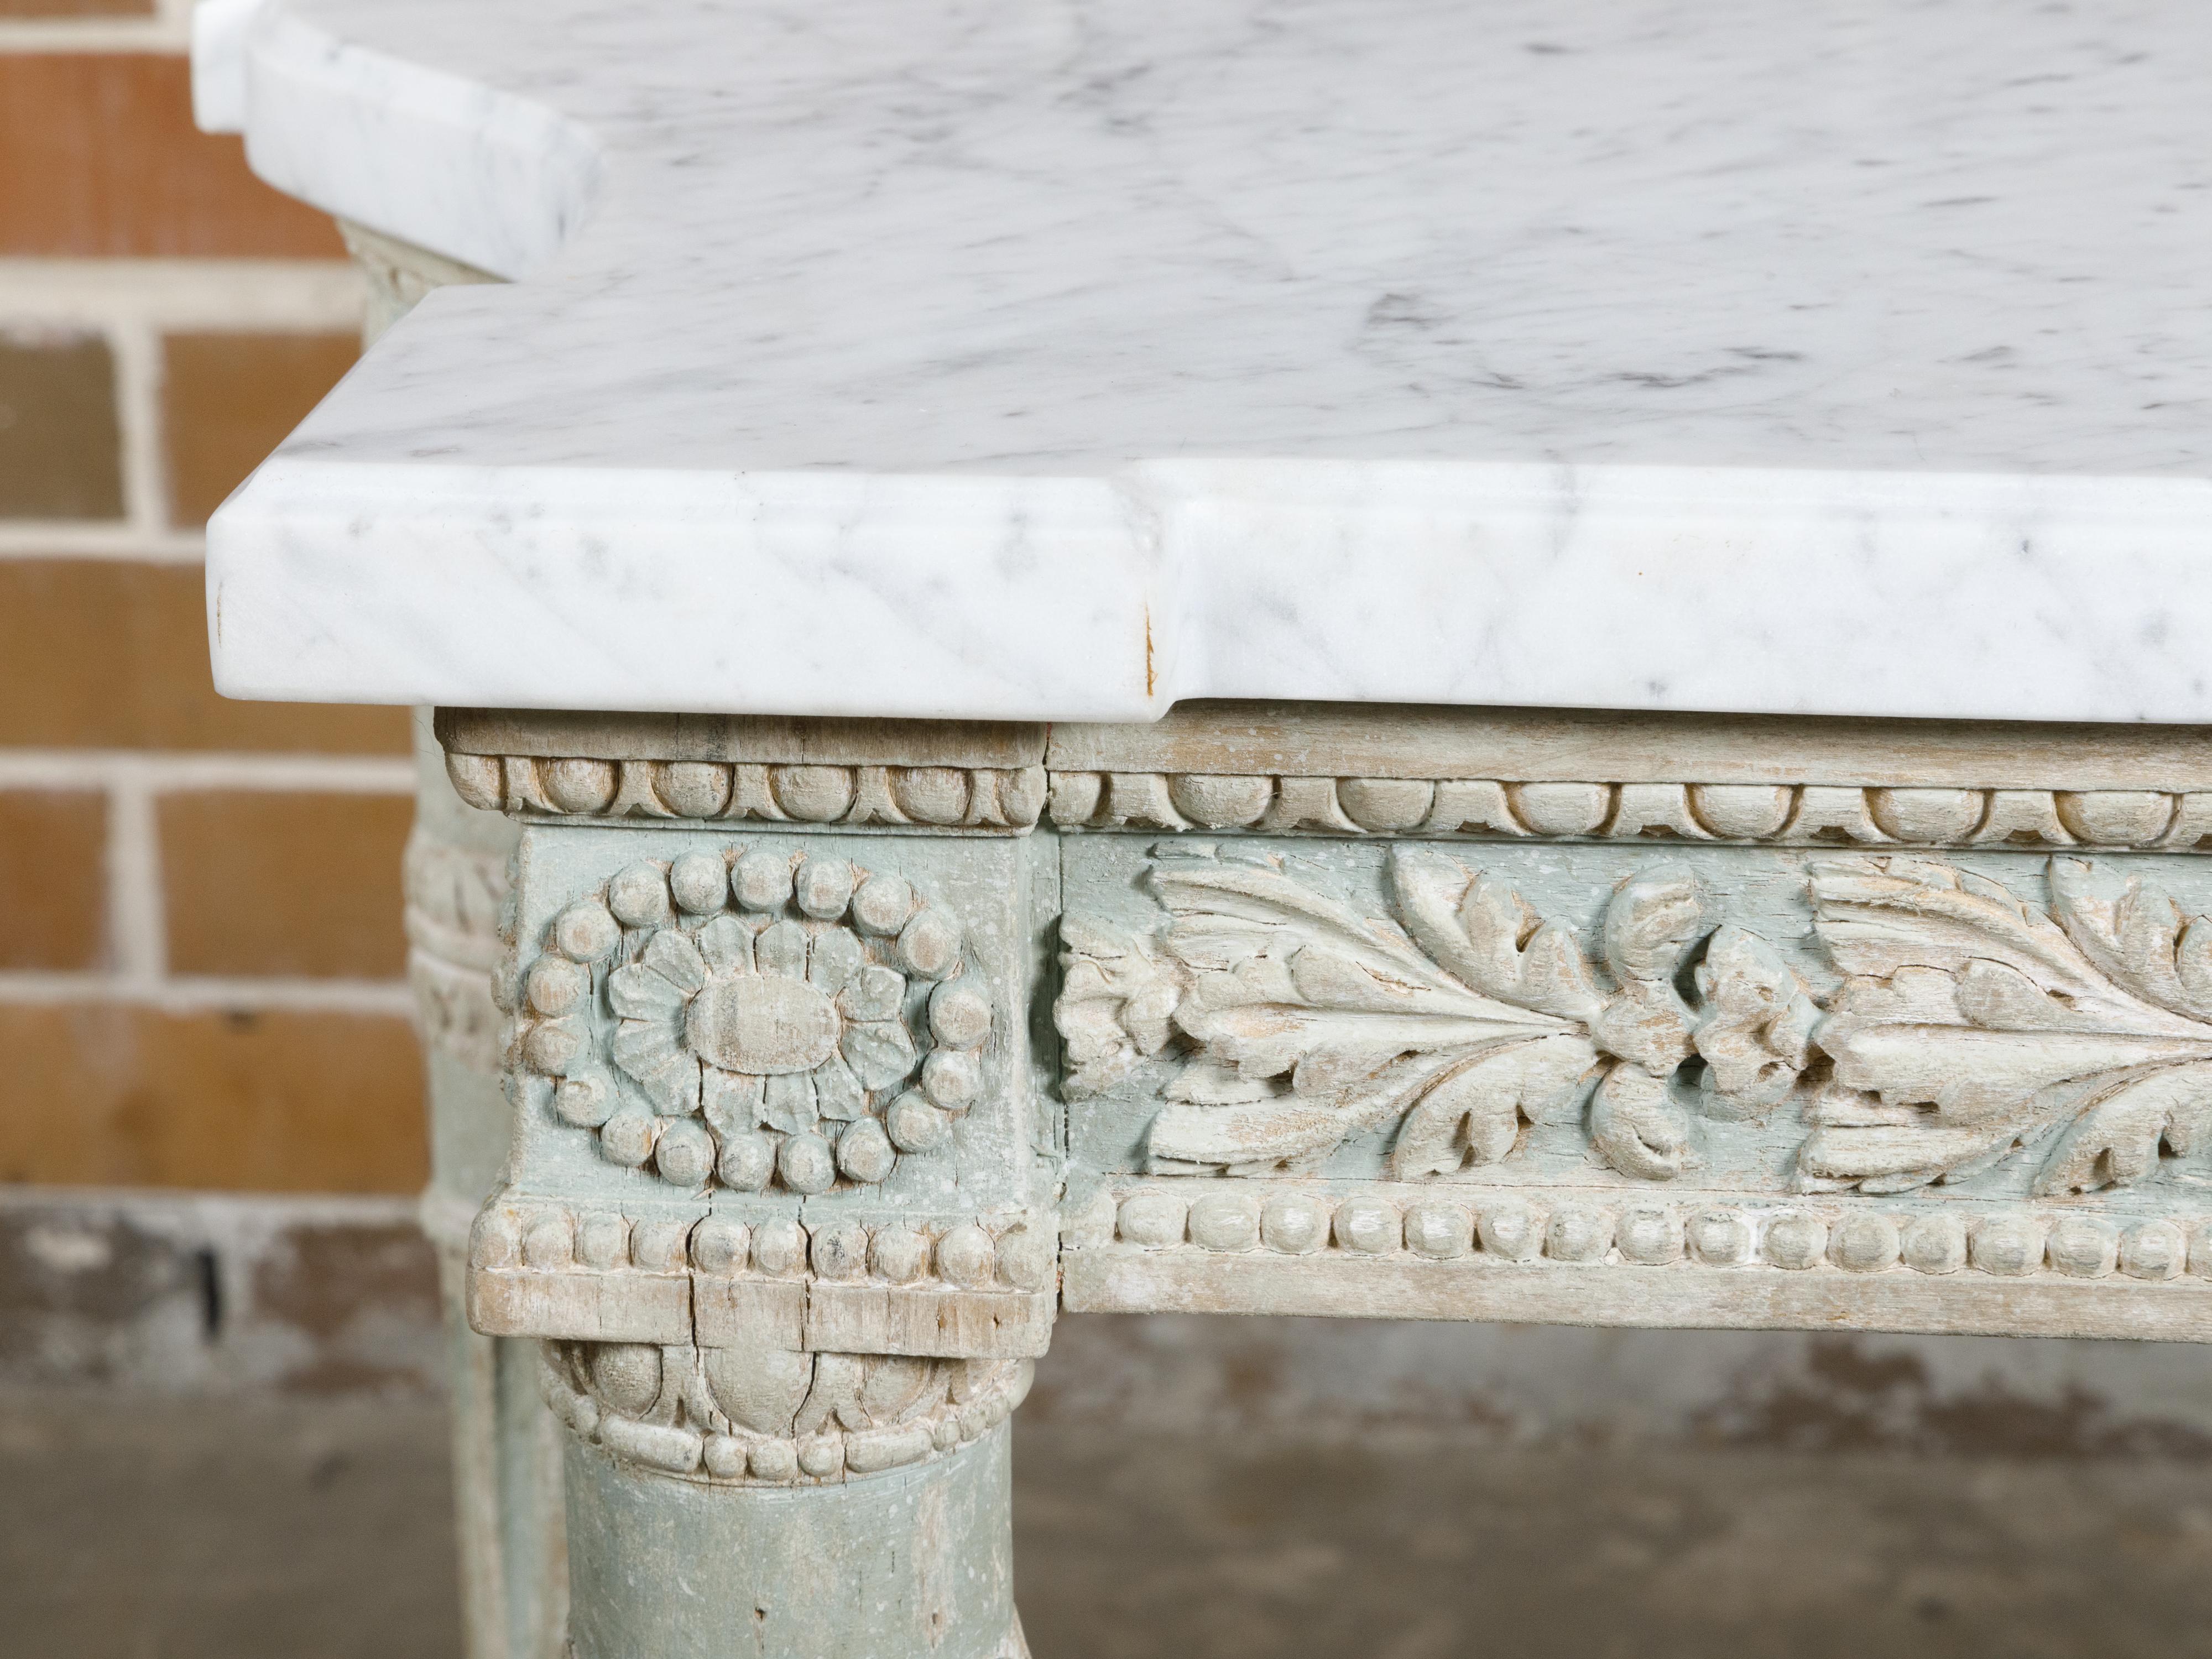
[1800,857,2212,1195]
[1058,847,2212,1198]
[1101,849,1707,1180]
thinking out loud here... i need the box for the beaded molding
[471,1204,1055,1291]
[447,751,1047,829]
[1087,1185,2212,1282]
[1048,774,2212,849]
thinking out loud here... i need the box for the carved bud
[1971,1216,2043,1277]
[1588,1063,1689,1182]
[667,851,728,914]
[1615,1205,1681,1266]
[1333,1197,1400,1255]
[1762,1211,1827,1271]
[1829,1213,1900,1272]
[753,1218,807,1278]
[937,1224,995,1289]
[810,1222,868,1281]
[588,1343,662,1415]
[1477,1199,1542,1262]
[1543,1207,1612,1263]
[1900,1213,1966,1275]
[542,759,618,815]
[468,1207,522,1270]
[1403,1201,1473,1260]
[1188,1192,1261,1253]
[655,761,732,819]
[1118,1192,1187,1248]
[2120,1220,2185,1281]
[690,1218,748,1276]
[996,1224,1056,1290]
[575,1212,628,1271]
[2046,1217,2117,1279]
[869,1225,928,1285]
[445,751,504,811]
[1692,926,1819,1121]
[1260,1194,1329,1256]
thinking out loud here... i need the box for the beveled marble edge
[195,0,2212,723]
[208,458,2212,723]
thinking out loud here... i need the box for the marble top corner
[200,0,2212,723]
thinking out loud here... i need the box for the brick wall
[0,0,424,1196]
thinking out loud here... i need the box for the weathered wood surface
[439,695,2212,1659]
[440,708,1045,768]
[1048,701,2212,790]
[1061,1247,2212,1342]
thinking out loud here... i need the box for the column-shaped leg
[407,714,567,1658]
[547,1339,1029,1658]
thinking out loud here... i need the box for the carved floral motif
[1057,851,2212,1197]
[1062,848,1708,1180]
[541,1338,1032,1484]
[511,849,992,1193]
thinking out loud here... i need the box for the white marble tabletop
[199,0,2212,723]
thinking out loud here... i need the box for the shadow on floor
[7,1391,2212,1658]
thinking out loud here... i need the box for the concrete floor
[7,1391,2212,1659]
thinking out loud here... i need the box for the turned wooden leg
[406,715,567,1659]
[550,1338,1027,1659]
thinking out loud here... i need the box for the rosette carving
[510,849,993,1193]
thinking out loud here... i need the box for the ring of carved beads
[539,1340,1034,1485]
[505,848,993,1194]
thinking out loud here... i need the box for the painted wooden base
[563,1421,1023,1659]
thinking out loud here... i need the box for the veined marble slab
[198,0,2212,722]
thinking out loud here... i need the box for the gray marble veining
[200,0,2212,720]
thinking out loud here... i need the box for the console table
[196,3,2212,1655]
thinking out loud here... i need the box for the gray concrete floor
[7,1391,2212,1658]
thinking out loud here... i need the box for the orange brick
[159,790,414,979]
[162,331,359,526]
[0,332,124,519]
[0,56,344,257]
[0,1003,424,1191]
[0,560,410,753]
[0,790,107,971]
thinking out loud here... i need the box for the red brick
[162,331,360,526]
[0,56,344,257]
[0,790,108,971]
[0,1003,426,1192]
[0,560,410,753]
[159,790,414,980]
[0,331,124,519]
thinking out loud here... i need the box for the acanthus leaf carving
[1073,848,1711,1181]
[1057,848,2212,1199]
[1799,855,2212,1196]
